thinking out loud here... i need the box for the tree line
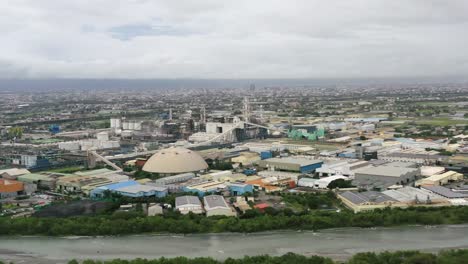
[0,206,467,236]
[64,250,468,264]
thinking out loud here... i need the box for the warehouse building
[415,171,463,187]
[153,173,195,185]
[338,191,399,213]
[90,180,168,198]
[353,165,420,190]
[421,186,468,199]
[175,195,204,214]
[382,186,447,204]
[17,173,59,190]
[203,195,236,217]
[0,168,30,180]
[258,157,323,173]
[183,181,226,196]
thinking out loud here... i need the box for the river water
[1,225,467,263]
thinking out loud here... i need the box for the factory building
[258,157,323,173]
[183,181,226,196]
[17,173,58,190]
[382,186,447,204]
[90,180,168,198]
[203,195,236,217]
[175,195,204,214]
[338,191,399,213]
[315,160,369,178]
[415,171,463,187]
[353,165,420,190]
[143,147,208,175]
[421,185,468,199]
[153,173,195,185]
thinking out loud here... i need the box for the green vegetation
[7,126,23,139]
[66,250,468,264]
[281,192,337,211]
[1,206,467,236]
[47,166,86,174]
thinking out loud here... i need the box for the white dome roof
[143,147,208,174]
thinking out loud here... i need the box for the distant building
[203,195,236,217]
[353,165,420,190]
[147,204,164,216]
[258,157,323,173]
[90,181,168,198]
[175,195,203,214]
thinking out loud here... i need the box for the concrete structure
[0,179,24,198]
[415,171,464,187]
[143,147,208,175]
[353,165,420,190]
[203,195,236,217]
[258,157,323,173]
[175,195,203,214]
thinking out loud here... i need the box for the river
[1,225,468,263]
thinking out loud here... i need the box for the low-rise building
[203,195,236,217]
[227,183,253,196]
[154,173,195,185]
[353,165,420,190]
[415,171,464,187]
[0,168,31,180]
[338,191,400,213]
[175,195,203,214]
[257,157,323,173]
[90,180,167,198]
[17,173,59,190]
[0,179,24,199]
[183,181,226,196]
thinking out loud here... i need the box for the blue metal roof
[97,180,139,191]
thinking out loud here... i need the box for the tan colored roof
[143,147,208,174]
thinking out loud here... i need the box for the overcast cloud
[1,0,468,79]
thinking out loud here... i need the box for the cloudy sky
[1,0,468,79]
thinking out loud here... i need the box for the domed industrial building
[142,147,208,175]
